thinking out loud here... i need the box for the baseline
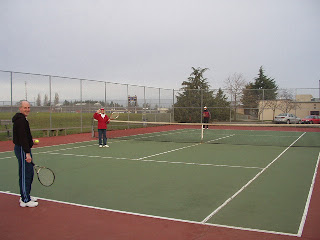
[0,191,299,238]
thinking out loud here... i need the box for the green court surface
[0,129,319,236]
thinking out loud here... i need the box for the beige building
[259,95,320,121]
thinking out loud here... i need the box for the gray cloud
[1,0,319,91]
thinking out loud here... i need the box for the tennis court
[1,124,320,239]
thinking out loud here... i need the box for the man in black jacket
[13,100,38,207]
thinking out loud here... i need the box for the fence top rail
[1,69,319,92]
[0,70,174,91]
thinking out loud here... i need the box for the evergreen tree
[181,67,210,90]
[43,94,49,106]
[242,66,278,118]
[36,93,41,106]
[213,88,230,121]
[174,67,213,122]
[251,66,278,99]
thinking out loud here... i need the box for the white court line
[110,129,199,143]
[0,134,262,170]
[37,144,97,154]
[0,140,98,160]
[137,134,235,160]
[0,190,299,237]
[0,156,14,159]
[0,142,98,160]
[297,151,320,237]
[137,143,200,160]
[201,132,306,224]
[33,151,264,169]
[0,140,97,154]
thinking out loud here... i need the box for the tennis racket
[110,112,119,120]
[32,162,55,187]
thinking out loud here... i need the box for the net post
[201,124,204,143]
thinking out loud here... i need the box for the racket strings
[37,168,55,186]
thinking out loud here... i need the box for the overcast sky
[1,0,319,91]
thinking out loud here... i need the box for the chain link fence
[0,70,319,136]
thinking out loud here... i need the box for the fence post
[49,75,52,129]
[143,86,146,122]
[200,89,203,124]
[10,72,13,115]
[126,84,130,128]
[80,79,83,132]
[104,82,107,108]
[262,89,264,121]
[172,89,175,123]
[229,93,232,122]
[159,88,161,112]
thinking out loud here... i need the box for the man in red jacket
[202,106,211,129]
[93,108,110,147]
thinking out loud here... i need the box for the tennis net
[95,120,320,148]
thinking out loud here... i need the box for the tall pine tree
[174,67,213,122]
[213,88,230,121]
[242,66,278,117]
[174,67,229,122]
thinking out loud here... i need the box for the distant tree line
[174,66,279,122]
[36,93,60,106]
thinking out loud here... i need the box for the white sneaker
[99,145,103,148]
[20,200,38,207]
[20,196,38,203]
[103,145,109,148]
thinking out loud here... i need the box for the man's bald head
[19,100,31,117]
